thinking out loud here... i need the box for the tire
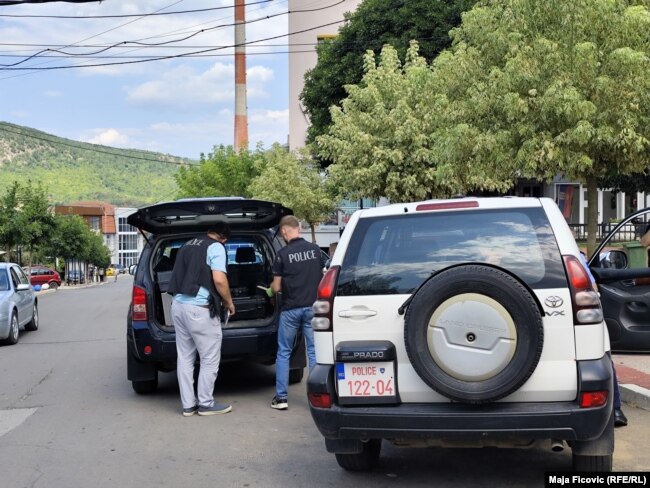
[404,265,543,403]
[132,376,158,394]
[48,281,59,290]
[25,303,39,331]
[289,367,304,384]
[1,312,19,345]
[335,439,381,471]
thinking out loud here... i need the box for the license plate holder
[336,361,397,405]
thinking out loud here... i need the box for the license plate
[336,361,395,397]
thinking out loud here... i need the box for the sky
[0,0,297,159]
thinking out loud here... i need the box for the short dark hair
[279,215,300,229]
[210,221,231,239]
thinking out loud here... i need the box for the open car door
[588,207,650,352]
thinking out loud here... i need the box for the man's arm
[213,270,235,315]
[271,275,282,294]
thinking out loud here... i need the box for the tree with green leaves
[19,180,56,273]
[320,0,650,254]
[430,0,650,254]
[249,145,335,243]
[175,145,265,199]
[318,43,508,203]
[0,181,26,262]
[87,231,111,269]
[49,214,92,280]
[301,0,476,159]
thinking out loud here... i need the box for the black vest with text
[272,237,325,310]
[167,235,223,314]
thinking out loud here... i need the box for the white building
[114,207,145,268]
[288,0,362,152]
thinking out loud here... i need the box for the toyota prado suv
[126,198,306,394]
[308,197,615,472]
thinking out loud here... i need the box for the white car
[308,197,614,472]
[0,263,38,345]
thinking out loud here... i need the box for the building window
[119,217,137,233]
[119,251,140,267]
[119,234,138,251]
[88,216,100,231]
[316,34,337,44]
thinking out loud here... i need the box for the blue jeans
[275,307,316,399]
[613,364,621,409]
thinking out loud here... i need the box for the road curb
[620,384,650,411]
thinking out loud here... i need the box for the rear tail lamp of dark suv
[563,255,603,325]
[312,266,340,332]
[132,285,148,321]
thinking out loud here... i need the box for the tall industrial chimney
[234,0,248,153]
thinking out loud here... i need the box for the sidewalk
[36,277,117,294]
[613,353,650,411]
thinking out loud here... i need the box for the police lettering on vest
[287,250,317,263]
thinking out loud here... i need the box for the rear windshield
[337,208,567,296]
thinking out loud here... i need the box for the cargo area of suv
[126,198,306,394]
[151,234,276,329]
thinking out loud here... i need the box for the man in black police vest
[267,215,325,410]
[167,221,235,416]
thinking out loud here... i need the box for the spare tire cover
[404,265,543,403]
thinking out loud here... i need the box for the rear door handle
[338,310,377,318]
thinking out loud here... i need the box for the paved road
[0,277,648,488]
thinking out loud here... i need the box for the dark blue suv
[126,198,306,394]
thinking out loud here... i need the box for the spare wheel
[404,265,543,403]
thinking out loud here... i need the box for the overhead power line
[0,0,189,75]
[1,9,347,71]
[0,49,316,59]
[0,123,198,166]
[1,1,345,69]
[0,0,273,18]
[0,0,100,5]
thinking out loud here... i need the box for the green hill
[0,121,193,207]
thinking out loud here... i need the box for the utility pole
[234,0,248,153]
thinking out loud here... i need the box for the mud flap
[325,438,363,454]
[572,410,615,456]
[128,349,158,381]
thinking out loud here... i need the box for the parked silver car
[0,263,38,345]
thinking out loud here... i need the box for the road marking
[0,408,37,438]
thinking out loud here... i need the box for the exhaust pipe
[551,439,564,452]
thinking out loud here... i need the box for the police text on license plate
[336,361,394,397]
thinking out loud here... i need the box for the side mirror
[16,283,31,291]
[599,250,628,270]
[129,264,138,275]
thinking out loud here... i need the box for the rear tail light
[563,255,603,324]
[132,285,148,321]
[312,266,340,332]
[308,392,332,408]
[579,390,608,408]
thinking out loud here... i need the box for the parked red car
[24,266,61,290]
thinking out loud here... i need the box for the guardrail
[569,222,648,242]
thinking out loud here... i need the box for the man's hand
[257,285,275,297]
[225,300,236,315]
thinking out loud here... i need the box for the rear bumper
[128,318,279,363]
[307,356,613,443]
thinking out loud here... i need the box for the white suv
[307,197,614,472]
